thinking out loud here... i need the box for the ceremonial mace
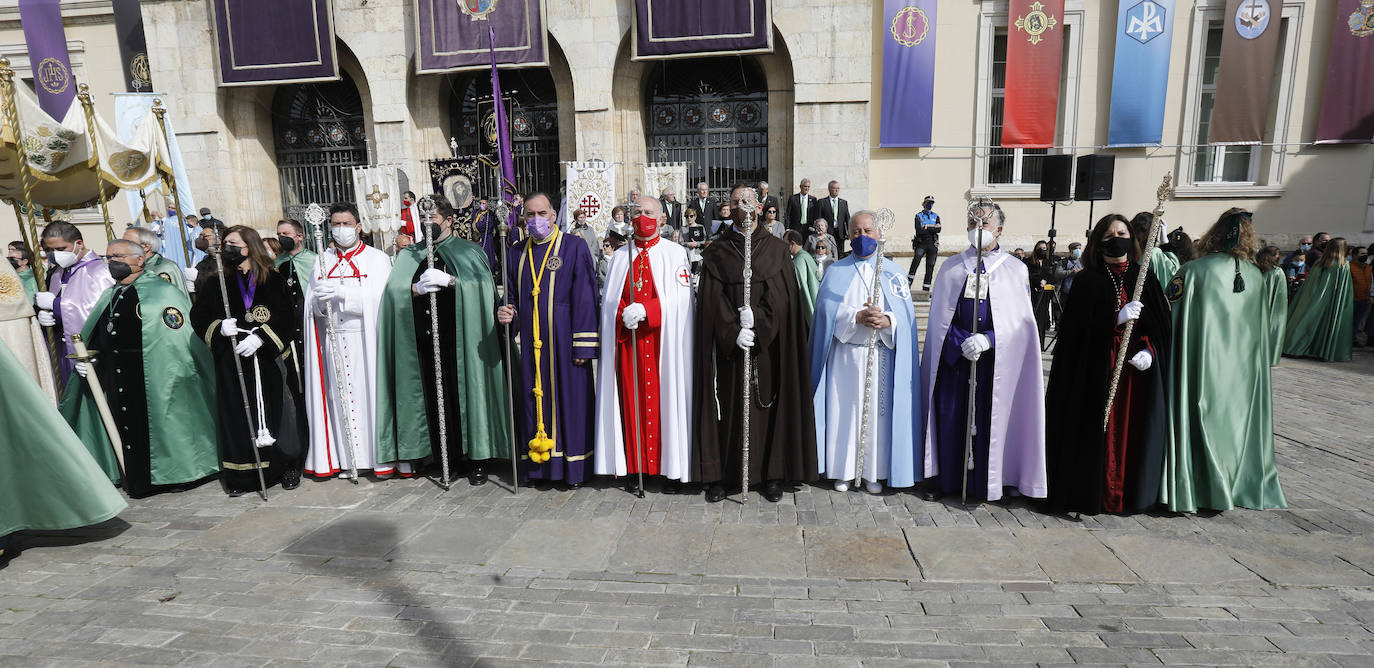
[738,187,761,504]
[621,211,646,499]
[210,230,270,501]
[495,200,520,495]
[1102,173,1173,434]
[68,334,126,483]
[962,197,996,506]
[417,196,452,491]
[307,203,361,484]
[855,208,896,490]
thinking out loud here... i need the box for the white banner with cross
[565,161,617,238]
[351,165,402,233]
[642,162,689,203]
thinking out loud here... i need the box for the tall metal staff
[962,197,996,505]
[621,213,647,499]
[306,203,361,484]
[855,208,896,489]
[494,200,519,495]
[209,229,269,501]
[737,186,760,503]
[416,196,451,490]
[1102,173,1174,433]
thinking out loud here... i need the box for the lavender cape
[920,246,1046,499]
[50,253,114,381]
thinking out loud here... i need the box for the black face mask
[7,257,18,270]
[222,246,244,265]
[277,236,296,254]
[422,222,444,242]
[1102,236,1134,259]
[108,261,134,281]
[194,237,210,252]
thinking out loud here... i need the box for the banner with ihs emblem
[351,165,402,233]
[642,163,688,202]
[565,161,616,238]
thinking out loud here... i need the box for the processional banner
[415,0,547,73]
[878,1,938,148]
[1107,0,1176,147]
[1002,0,1065,148]
[111,0,153,92]
[632,0,772,60]
[642,163,688,201]
[115,93,197,229]
[1209,0,1282,144]
[210,0,338,86]
[566,162,616,237]
[352,165,402,234]
[18,0,78,120]
[427,156,483,214]
[1317,0,1374,143]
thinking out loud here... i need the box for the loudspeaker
[1039,155,1074,202]
[1074,153,1115,201]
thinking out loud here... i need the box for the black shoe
[563,481,584,491]
[625,478,642,496]
[662,479,679,495]
[922,284,931,292]
[705,483,726,503]
[281,468,302,491]
[468,465,488,486]
[920,489,943,502]
[226,489,247,498]
[763,480,784,503]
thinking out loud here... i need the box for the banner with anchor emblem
[1108,1,1176,146]
[565,161,616,238]
[878,0,939,147]
[415,0,548,73]
[351,165,403,233]
[1210,0,1283,144]
[1317,0,1374,143]
[1003,0,1065,148]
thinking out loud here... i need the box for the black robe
[190,267,306,492]
[87,285,155,497]
[410,254,468,468]
[692,223,818,487]
[1044,261,1171,514]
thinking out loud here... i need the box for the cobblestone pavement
[1,351,1372,667]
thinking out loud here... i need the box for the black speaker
[1074,154,1115,201]
[1039,155,1074,202]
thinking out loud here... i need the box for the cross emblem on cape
[366,185,390,211]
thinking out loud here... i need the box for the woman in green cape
[1283,238,1354,362]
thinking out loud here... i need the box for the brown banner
[1209,0,1283,144]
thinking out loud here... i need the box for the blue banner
[1108,0,1176,146]
[879,1,938,148]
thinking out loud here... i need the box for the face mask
[1034,248,1047,258]
[195,237,210,252]
[222,245,245,265]
[331,226,358,248]
[967,229,996,251]
[1070,248,1083,259]
[633,214,658,238]
[1299,243,1312,252]
[1316,240,1328,250]
[108,260,133,281]
[527,216,553,239]
[276,236,296,254]
[51,250,79,268]
[1102,236,1133,258]
[479,201,488,211]
[7,257,18,270]
[1294,259,1305,267]
[422,222,444,242]
[852,234,879,258]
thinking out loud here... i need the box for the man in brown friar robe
[693,184,817,503]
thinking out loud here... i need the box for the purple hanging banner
[415,0,547,74]
[878,1,938,148]
[210,0,338,86]
[18,0,77,119]
[632,0,773,61]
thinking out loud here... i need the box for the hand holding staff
[307,203,361,484]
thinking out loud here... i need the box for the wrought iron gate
[450,70,561,198]
[273,76,369,222]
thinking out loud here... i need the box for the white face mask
[968,228,997,251]
[331,226,358,248]
[52,250,79,268]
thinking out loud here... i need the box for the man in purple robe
[497,192,599,489]
[919,201,1045,503]
[35,221,114,382]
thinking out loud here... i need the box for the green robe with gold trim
[59,272,220,494]
[144,251,190,300]
[376,235,511,465]
[1161,254,1286,513]
[1282,263,1353,362]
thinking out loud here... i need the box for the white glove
[1128,349,1153,371]
[183,267,198,282]
[185,279,197,294]
[234,333,264,357]
[34,291,55,311]
[736,327,756,350]
[1116,301,1143,326]
[738,306,755,329]
[147,222,164,236]
[314,282,339,302]
[622,303,647,330]
[219,318,240,337]
[960,333,991,361]
[36,310,56,327]
[74,360,91,378]
[413,268,453,295]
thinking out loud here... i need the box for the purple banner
[1316,0,1374,143]
[18,0,77,119]
[211,0,338,86]
[878,1,938,147]
[632,0,773,60]
[415,0,547,73]
[490,26,519,211]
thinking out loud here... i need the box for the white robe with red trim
[302,243,392,476]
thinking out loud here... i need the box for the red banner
[1003,0,1065,148]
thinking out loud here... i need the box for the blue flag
[879,1,938,148]
[1107,0,1176,146]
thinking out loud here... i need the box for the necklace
[1106,264,1127,311]
[104,285,131,334]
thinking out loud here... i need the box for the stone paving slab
[1209,532,1374,588]
[282,512,429,558]
[1099,532,1263,585]
[1015,528,1140,584]
[389,517,516,565]
[186,506,340,555]
[802,527,920,579]
[608,524,715,574]
[703,526,805,578]
[488,519,625,571]
[904,527,1047,582]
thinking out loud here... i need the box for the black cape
[692,223,818,486]
[1044,262,1171,514]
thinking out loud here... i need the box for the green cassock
[1,338,126,537]
[793,249,820,327]
[144,252,189,299]
[375,235,511,463]
[59,271,221,488]
[1282,263,1353,362]
[1161,253,1287,513]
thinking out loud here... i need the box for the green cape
[275,248,318,285]
[1263,267,1288,366]
[1282,263,1353,362]
[144,252,189,300]
[1,339,126,536]
[1162,253,1286,512]
[1150,247,1180,294]
[376,235,511,463]
[17,267,36,302]
[59,271,221,485]
[792,249,820,327]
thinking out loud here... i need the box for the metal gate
[273,76,369,222]
[450,70,562,199]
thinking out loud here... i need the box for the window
[988,31,1048,186]
[1190,22,1259,184]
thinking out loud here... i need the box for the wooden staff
[68,334,125,481]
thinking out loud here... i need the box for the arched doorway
[644,56,768,200]
[272,71,369,220]
[448,68,560,198]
